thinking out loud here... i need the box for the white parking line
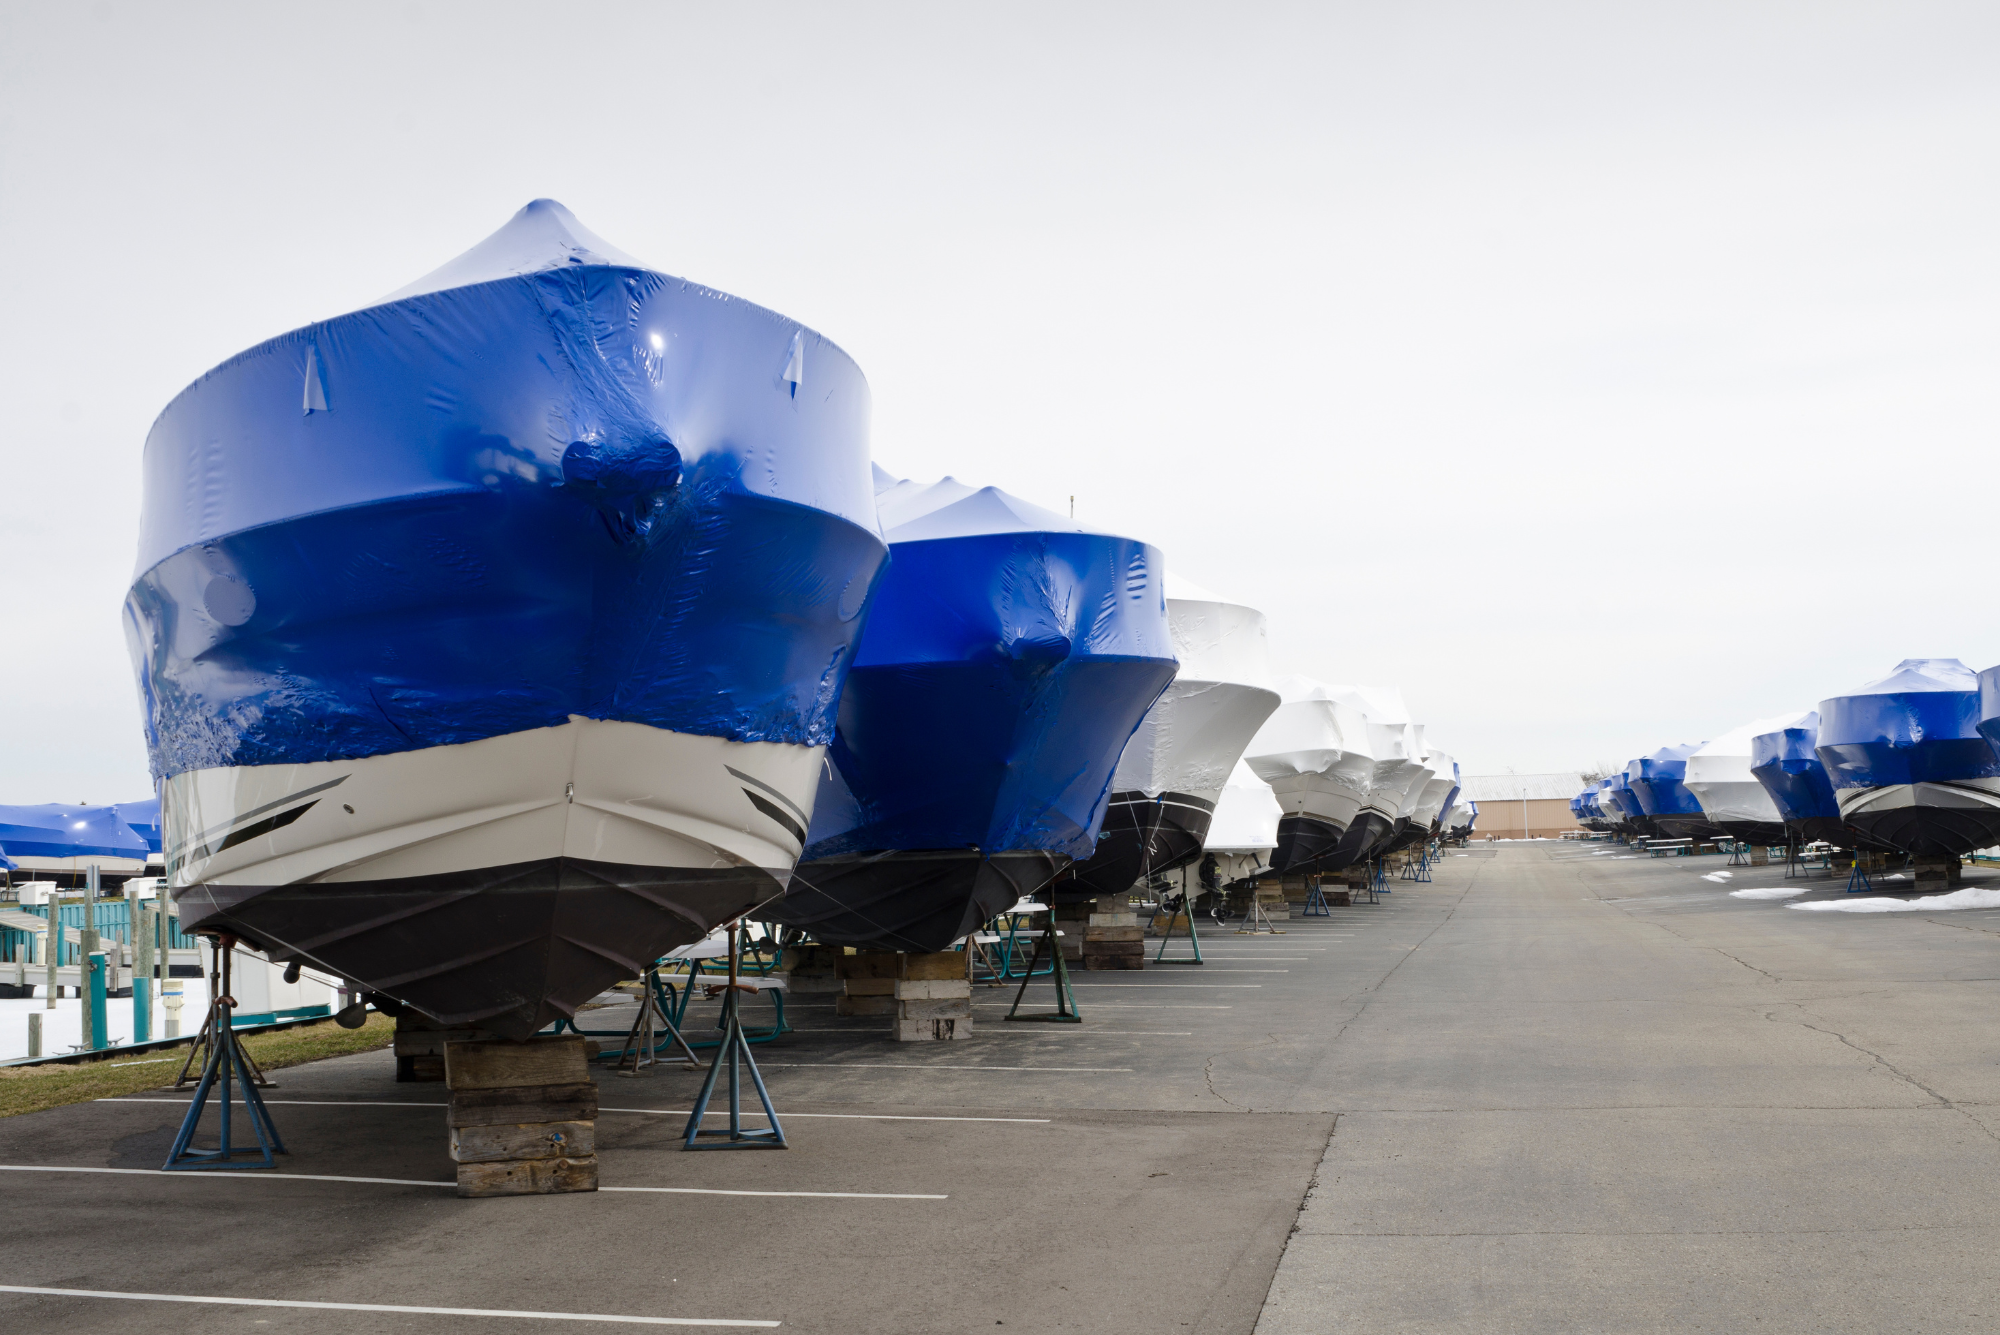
[99,1099,1053,1125]
[0,1284,773,1327]
[759,1063,1132,1072]
[602,1186,943,1199]
[100,1099,445,1108]
[602,1108,1050,1124]
[0,1164,942,1200]
[971,1003,1230,1009]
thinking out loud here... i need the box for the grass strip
[0,1014,395,1120]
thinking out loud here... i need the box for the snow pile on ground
[1701,871,1734,883]
[1730,885,1809,900]
[1790,886,2000,913]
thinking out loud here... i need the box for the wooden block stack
[837,951,972,1039]
[1254,879,1291,921]
[892,951,972,1041]
[444,1036,598,1198]
[1749,845,1771,866]
[1914,857,1962,891]
[394,1010,496,1082]
[1052,901,1089,962]
[780,943,843,997]
[1084,898,1144,970]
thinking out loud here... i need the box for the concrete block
[1088,912,1139,927]
[449,1120,595,1164]
[454,1155,598,1197]
[897,996,972,1021]
[893,978,971,1000]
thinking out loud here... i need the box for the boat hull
[163,718,818,1037]
[1048,790,1214,903]
[1835,780,2000,858]
[768,849,1065,953]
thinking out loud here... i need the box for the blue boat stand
[681,921,787,1150]
[162,935,285,1171]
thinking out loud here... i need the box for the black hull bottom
[1714,819,1791,846]
[1786,817,1904,854]
[175,857,779,1040]
[1652,814,1729,841]
[1048,791,1214,904]
[766,849,1065,954]
[1378,819,1432,857]
[1842,807,2000,860]
[1270,815,1348,875]
[1318,811,1397,873]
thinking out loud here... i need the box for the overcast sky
[3,1,1998,803]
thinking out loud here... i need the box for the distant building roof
[1457,773,1585,802]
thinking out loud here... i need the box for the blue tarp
[0,804,153,862]
[803,475,1178,861]
[1627,744,1707,817]
[1749,712,1841,822]
[1815,659,2000,791]
[125,200,888,780]
[114,798,162,854]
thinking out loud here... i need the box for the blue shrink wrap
[772,475,1178,951]
[1815,659,2000,856]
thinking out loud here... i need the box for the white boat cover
[1411,749,1459,826]
[1243,677,1378,833]
[1685,712,1814,825]
[1341,685,1430,822]
[1108,573,1281,804]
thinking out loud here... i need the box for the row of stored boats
[99,200,1468,1040]
[1574,658,2000,860]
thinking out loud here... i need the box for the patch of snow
[1790,886,2000,913]
[1701,871,1735,882]
[1730,885,1809,900]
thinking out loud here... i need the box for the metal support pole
[27,1011,41,1059]
[86,952,108,1051]
[133,904,154,1044]
[163,936,285,1171]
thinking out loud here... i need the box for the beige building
[1458,772,1586,839]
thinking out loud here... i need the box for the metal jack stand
[1236,897,1285,934]
[1844,854,1875,895]
[1004,916,1083,1021]
[163,936,284,1171]
[1373,858,1390,893]
[613,966,703,1076]
[682,922,786,1150]
[1301,876,1330,917]
[1152,873,1206,964]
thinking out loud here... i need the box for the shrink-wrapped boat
[126,200,890,1036]
[0,803,155,877]
[769,474,1176,951]
[1627,744,1723,840]
[1684,718,1798,845]
[1816,659,2000,857]
[1747,711,1899,851]
[1052,574,1279,901]
[1243,678,1376,872]
[1198,759,1283,892]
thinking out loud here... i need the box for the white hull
[1836,778,2000,821]
[166,716,823,889]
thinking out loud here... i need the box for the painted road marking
[0,1284,774,1327]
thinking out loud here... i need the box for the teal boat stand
[682,922,786,1150]
[1004,916,1083,1021]
[1152,871,1206,963]
[163,935,284,1171]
